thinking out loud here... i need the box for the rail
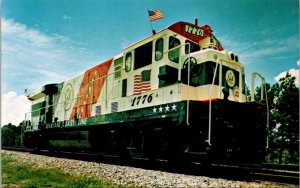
[208,58,222,146]
[3,147,299,185]
[163,43,191,125]
[251,71,269,149]
[24,41,195,129]
[24,94,88,128]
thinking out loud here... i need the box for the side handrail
[208,58,222,146]
[185,43,191,126]
[163,43,189,82]
[25,43,195,129]
[251,71,269,149]
[163,43,191,125]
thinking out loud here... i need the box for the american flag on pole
[148,9,164,21]
[133,70,151,95]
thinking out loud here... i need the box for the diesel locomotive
[23,21,269,163]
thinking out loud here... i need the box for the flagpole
[150,21,156,34]
[148,9,156,34]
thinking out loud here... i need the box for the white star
[165,105,170,112]
[159,106,163,112]
[152,107,157,113]
[171,104,177,111]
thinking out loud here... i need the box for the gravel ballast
[2,150,298,187]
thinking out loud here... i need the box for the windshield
[182,61,240,90]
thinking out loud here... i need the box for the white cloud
[219,35,298,65]
[1,17,98,94]
[2,18,52,44]
[274,60,300,87]
[243,46,289,59]
[1,18,104,126]
[35,69,69,82]
[1,91,31,126]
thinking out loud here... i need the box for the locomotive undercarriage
[24,100,266,163]
[187,100,267,163]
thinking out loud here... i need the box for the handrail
[24,68,120,127]
[251,71,269,149]
[251,72,265,102]
[186,43,191,126]
[201,44,217,50]
[163,43,189,82]
[163,42,191,125]
[208,58,222,146]
[24,42,195,129]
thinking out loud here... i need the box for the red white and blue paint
[24,21,267,163]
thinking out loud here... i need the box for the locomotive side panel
[54,74,84,122]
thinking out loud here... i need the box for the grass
[2,153,128,188]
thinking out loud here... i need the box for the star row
[152,104,177,114]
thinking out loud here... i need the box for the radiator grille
[95,105,101,115]
[111,102,118,113]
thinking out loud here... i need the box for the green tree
[273,73,299,163]
[1,123,23,147]
[256,73,299,163]
[244,84,251,102]
[2,123,17,147]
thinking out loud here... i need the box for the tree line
[1,122,24,147]
[254,73,299,164]
[1,73,299,164]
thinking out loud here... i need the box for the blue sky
[1,0,299,125]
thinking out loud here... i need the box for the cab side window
[134,41,152,70]
[185,40,200,54]
[114,57,123,79]
[125,52,132,72]
[168,36,180,63]
[155,38,164,61]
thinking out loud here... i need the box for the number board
[131,93,154,107]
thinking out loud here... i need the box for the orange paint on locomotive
[69,58,113,119]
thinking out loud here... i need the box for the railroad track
[250,166,299,184]
[2,147,299,185]
[207,163,299,185]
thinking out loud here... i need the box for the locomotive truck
[23,20,269,163]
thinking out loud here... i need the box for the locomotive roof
[28,22,225,101]
[124,21,224,51]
